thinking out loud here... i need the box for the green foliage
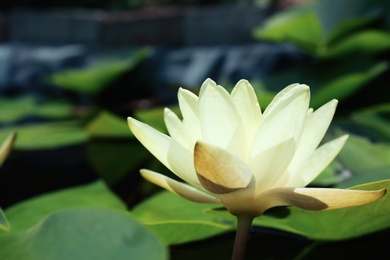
[86,140,149,185]
[0,209,9,232]
[326,15,377,44]
[85,111,150,184]
[259,58,388,110]
[0,208,167,260]
[351,104,390,141]
[339,134,390,174]
[324,30,390,58]
[253,0,390,58]
[0,96,74,122]
[86,110,133,138]
[2,181,125,234]
[310,62,388,108]
[254,0,390,115]
[311,160,346,186]
[0,121,88,150]
[46,48,150,96]
[335,134,390,188]
[0,181,167,259]
[131,190,234,245]
[254,8,324,55]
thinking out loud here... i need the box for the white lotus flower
[128,79,385,217]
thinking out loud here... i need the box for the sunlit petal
[128,117,200,187]
[252,84,309,155]
[286,135,349,187]
[287,99,338,179]
[178,87,201,141]
[164,108,192,151]
[254,140,297,192]
[198,80,246,158]
[250,85,309,190]
[264,83,300,112]
[231,80,262,145]
[194,141,254,194]
[128,116,171,166]
[141,169,220,204]
[198,78,217,97]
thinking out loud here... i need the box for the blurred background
[0,0,390,258]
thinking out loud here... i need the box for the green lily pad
[0,96,74,123]
[253,0,382,57]
[2,181,125,234]
[86,140,149,185]
[324,30,390,59]
[326,15,377,44]
[337,168,390,189]
[311,160,347,186]
[47,48,150,96]
[0,208,167,260]
[261,56,385,110]
[333,133,390,187]
[85,111,151,184]
[0,121,88,150]
[253,9,323,55]
[130,190,234,245]
[0,209,9,232]
[352,104,390,141]
[86,110,132,138]
[337,134,390,175]
[310,61,388,108]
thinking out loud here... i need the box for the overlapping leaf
[47,49,150,96]
[324,30,390,58]
[87,140,149,184]
[310,62,388,108]
[253,0,387,58]
[0,209,9,232]
[2,181,125,234]
[0,121,87,150]
[351,104,390,141]
[0,208,167,260]
[0,96,74,123]
[335,134,390,188]
[86,110,133,138]
[0,181,167,259]
[131,191,235,245]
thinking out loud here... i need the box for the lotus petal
[194,141,254,194]
[141,169,220,204]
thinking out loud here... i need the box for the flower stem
[232,215,254,260]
